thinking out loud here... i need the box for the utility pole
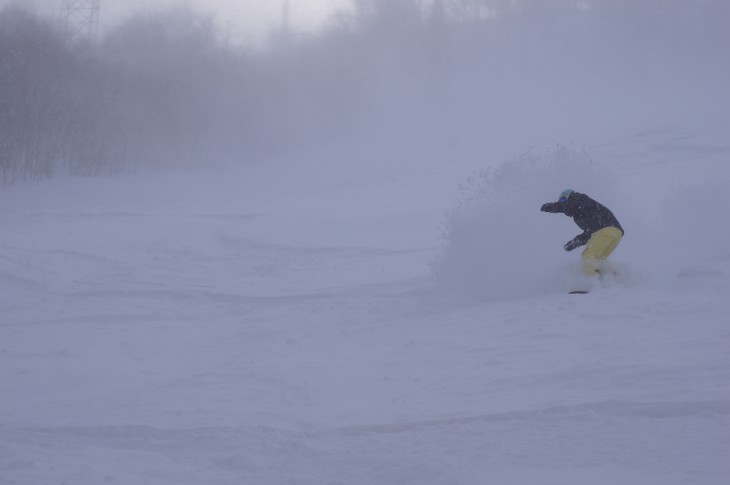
[60,0,101,44]
[281,1,291,35]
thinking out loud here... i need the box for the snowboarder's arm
[541,202,565,213]
[564,232,590,251]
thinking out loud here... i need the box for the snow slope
[1,122,730,484]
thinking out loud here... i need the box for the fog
[1,0,728,184]
[3,3,730,481]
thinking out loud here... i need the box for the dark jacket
[541,192,624,250]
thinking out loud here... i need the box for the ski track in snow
[2,405,730,485]
[1,123,730,484]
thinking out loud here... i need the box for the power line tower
[60,0,101,44]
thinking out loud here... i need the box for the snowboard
[569,290,590,294]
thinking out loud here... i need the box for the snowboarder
[541,189,624,276]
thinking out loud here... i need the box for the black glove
[564,239,581,252]
[541,202,560,213]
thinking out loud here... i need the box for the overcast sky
[1,0,351,42]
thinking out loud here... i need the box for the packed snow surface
[2,123,730,484]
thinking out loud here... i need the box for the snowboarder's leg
[581,227,623,276]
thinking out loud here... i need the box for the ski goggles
[558,190,575,203]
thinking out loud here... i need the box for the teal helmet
[559,189,575,203]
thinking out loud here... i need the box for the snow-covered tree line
[0,6,247,183]
[0,0,727,185]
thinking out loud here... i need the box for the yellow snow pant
[582,226,623,276]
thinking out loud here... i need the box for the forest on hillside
[1,0,728,184]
